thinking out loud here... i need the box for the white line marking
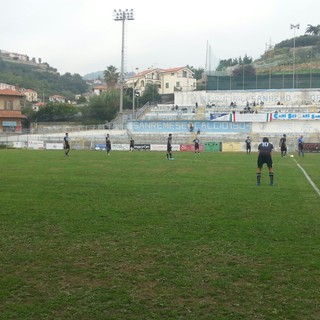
[293,158,320,197]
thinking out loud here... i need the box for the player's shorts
[167,146,172,152]
[257,153,272,168]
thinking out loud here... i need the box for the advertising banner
[129,121,251,133]
[230,113,272,122]
[303,143,320,153]
[150,144,180,151]
[222,142,241,152]
[94,144,128,151]
[12,142,25,149]
[28,141,44,149]
[46,143,64,150]
[204,142,221,152]
[134,144,151,151]
[180,144,204,152]
[273,113,320,120]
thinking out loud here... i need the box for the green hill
[254,35,320,74]
[0,55,88,101]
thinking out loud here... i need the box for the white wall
[175,89,320,107]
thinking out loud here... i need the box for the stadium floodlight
[290,23,300,89]
[113,9,135,120]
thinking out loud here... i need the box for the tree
[104,65,119,89]
[32,102,79,122]
[232,64,256,78]
[305,24,320,36]
[139,83,161,106]
[216,58,238,71]
[187,65,204,80]
[85,89,120,123]
[242,54,253,65]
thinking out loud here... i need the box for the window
[183,71,187,77]
[176,82,180,88]
[165,83,169,89]
[5,100,13,110]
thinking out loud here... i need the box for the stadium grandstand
[1,89,320,153]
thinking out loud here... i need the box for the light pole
[290,23,300,89]
[113,9,135,119]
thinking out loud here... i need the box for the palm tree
[305,24,320,36]
[103,65,119,89]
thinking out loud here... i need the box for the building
[32,101,45,112]
[92,85,108,96]
[49,95,65,103]
[160,67,196,94]
[0,89,26,132]
[0,83,16,90]
[21,88,38,102]
[126,66,196,96]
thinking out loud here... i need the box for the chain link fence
[207,73,320,91]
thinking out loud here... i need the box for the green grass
[1,149,320,320]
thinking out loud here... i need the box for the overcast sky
[1,0,319,76]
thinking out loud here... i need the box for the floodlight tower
[113,9,135,118]
[290,23,300,89]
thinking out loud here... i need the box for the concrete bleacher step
[196,106,205,120]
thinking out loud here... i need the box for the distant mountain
[82,70,135,81]
[82,71,104,80]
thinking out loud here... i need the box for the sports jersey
[279,137,286,148]
[167,135,172,152]
[258,141,273,153]
[64,135,70,147]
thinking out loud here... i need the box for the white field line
[293,158,320,197]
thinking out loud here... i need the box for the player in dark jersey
[63,132,70,156]
[193,137,200,154]
[129,137,134,152]
[106,134,111,155]
[257,137,274,186]
[279,134,287,157]
[166,133,174,160]
[245,136,251,155]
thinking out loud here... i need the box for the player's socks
[256,173,261,186]
[269,173,274,186]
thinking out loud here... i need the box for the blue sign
[2,121,17,126]
[130,121,251,133]
[273,113,320,120]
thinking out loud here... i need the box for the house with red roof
[21,88,38,102]
[92,85,108,96]
[126,66,195,96]
[0,89,26,132]
[49,95,65,103]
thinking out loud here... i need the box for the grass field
[1,149,320,320]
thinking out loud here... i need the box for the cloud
[1,0,319,75]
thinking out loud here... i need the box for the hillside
[254,35,320,74]
[0,52,88,101]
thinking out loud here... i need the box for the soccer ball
[290,154,294,158]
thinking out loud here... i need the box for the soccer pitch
[1,149,320,319]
